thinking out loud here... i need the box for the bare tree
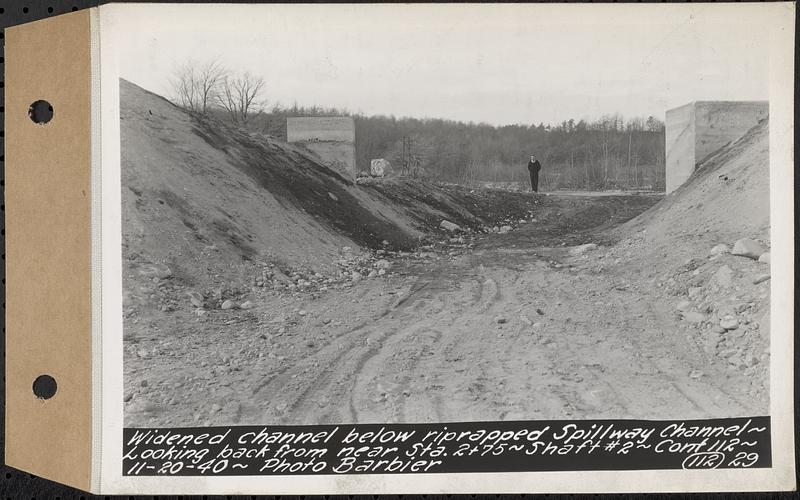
[217,72,267,126]
[170,59,227,114]
[196,60,227,114]
[170,62,199,112]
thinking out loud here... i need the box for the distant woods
[170,59,266,126]
[170,60,665,191]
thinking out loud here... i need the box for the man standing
[527,155,542,192]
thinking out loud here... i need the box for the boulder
[221,300,237,310]
[440,220,462,232]
[752,274,770,285]
[676,300,692,312]
[713,265,734,288]
[187,291,204,308]
[374,259,391,270]
[239,301,254,310]
[569,243,598,256]
[370,158,393,177]
[720,317,739,330]
[709,244,730,256]
[731,238,765,260]
[758,252,771,264]
[499,226,512,234]
[682,311,706,323]
[138,263,173,279]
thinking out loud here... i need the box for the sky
[108,3,783,127]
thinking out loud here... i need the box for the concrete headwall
[665,101,768,193]
[694,102,769,163]
[287,117,357,177]
[302,142,356,175]
[665,103,696,194]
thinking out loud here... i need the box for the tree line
[170,60,665,191]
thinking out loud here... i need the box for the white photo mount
[4,3,796,494]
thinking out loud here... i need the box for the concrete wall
[665,101,768,193]
[287,117,357,177]
[302,142,356,175]
[287,117,355,143]
[665,103,696,194]
[694,101,768,163]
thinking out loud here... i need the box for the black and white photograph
[117,3,782,433]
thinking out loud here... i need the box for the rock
[377,269,386,276]
[140,379,148,388]
[239,301,254,310]
[709,244,730,256]
[494,316,508,324]
[499,225,512,234]
[682,311,706,323]
[758,252,771,264]
[328,192,338,201]
[210,404,222,413]
[536,308,545,316]
[138,263,173,279]
[440,220,462,232]
[731,238,765,260]
[713,265,734,288]
[676,300,692,312]
[367,270,378,278]
[753,274,770,285]
[370,158,393,177]
[720,317,739,330]
[374,259,391,270]
[221,300,236,310]
[569,243,598,256]
[137,349,149,358]
[688,369,704,379]
[532,322,543,329]
[187,291,204,308]
[728,355,745,368]
[298,310,307,316]
[140,401,157,413]
[351,271,363,282]
[688,286,703,298]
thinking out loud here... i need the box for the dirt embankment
[120,78,541,314]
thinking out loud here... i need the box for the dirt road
[124,192,765,427]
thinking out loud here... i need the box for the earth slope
[120,78,539,310]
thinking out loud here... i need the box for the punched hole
[32,375,57,400]
[28,100,54,124]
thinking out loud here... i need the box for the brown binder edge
[5,10,95,492]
